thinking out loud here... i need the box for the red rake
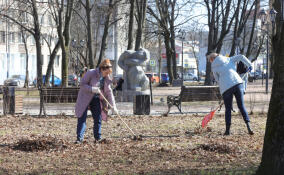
[201,102,223,128]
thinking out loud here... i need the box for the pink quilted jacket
[75,69,115,121]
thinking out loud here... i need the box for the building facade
[0,1,62,85]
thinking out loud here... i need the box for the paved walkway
[0,79,271,116]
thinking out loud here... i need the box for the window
[1,54,5,69]
[18,32,24,43]
[40,15,45,25]
[31,36,35,45]
[19,12,28,23]
[41,34,46,45]
[54,37,59,45]
[55,55,60,67]
[9,32,15,43]
[41,55,44,65]
[48,35,52,45]
[48,15,53,26]
[20,54,26,70]
[0,31,5,43]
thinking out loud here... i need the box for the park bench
[41,87,80,103]
[166,86,222,114]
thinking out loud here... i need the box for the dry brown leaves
[0,113,266,174]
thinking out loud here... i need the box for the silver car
[4,75,26,87]
[184,73,198,81]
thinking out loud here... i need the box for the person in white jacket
[207,52,254,135]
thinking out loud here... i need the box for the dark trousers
[222,84,250,126]
[77,95,102,141]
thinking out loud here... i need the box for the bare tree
[228,0,261,59]
[147,0,194,83]
[79,0,95,68]
[97,0,121,67]
[0,0,50,116]
[256,0,284,173]
[135,0,148,50]
[187,25,203,81]
[147,0,175,83]
[203,0,237,85]
[59,0,74,87]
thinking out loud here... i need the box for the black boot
[246,122,254,135]
[224,125,230,135]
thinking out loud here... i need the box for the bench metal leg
[177,102,182,114]
[167,95,183,114]
[166,105,171,115]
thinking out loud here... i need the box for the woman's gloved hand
[92,87,101,94]
[112,106,118,114]
[247,66,253,72]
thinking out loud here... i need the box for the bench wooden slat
[180,86,221,102]
[41,87,80,103]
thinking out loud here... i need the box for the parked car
[161,73,169,84]
[184,73,198,81]
[68,74,78,86]
[4,75,26,87]
[145,73,160,84]
[249,72,262,79]
[33,75,61,87]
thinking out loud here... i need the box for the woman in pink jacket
[75,59,117,143]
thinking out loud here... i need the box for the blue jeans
[77,95,102,141]
[222,84,250,126]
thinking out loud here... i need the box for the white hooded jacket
[211,54,251,95]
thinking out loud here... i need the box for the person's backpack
[236,62,247,74]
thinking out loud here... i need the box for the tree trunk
[164,32,173,83]
[86,0,94,68]
[256,0,284,174]
[31,0,46,117]
[21,27,29,88]
[97,0,113,67]
[169,34,177,79]
[169,0,177,79]
[245,0,258,58]
[60,0,74,87]
[45,41,61,86]
[158,32,162,83]
[127,0,135,50]
[135,0,147,51]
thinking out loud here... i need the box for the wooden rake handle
[98,91,136,136]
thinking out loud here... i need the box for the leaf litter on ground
[0,113,266,174]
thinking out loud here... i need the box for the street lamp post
[259,8,277,94]
[5,0,10,79]
[71,39,85,86]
